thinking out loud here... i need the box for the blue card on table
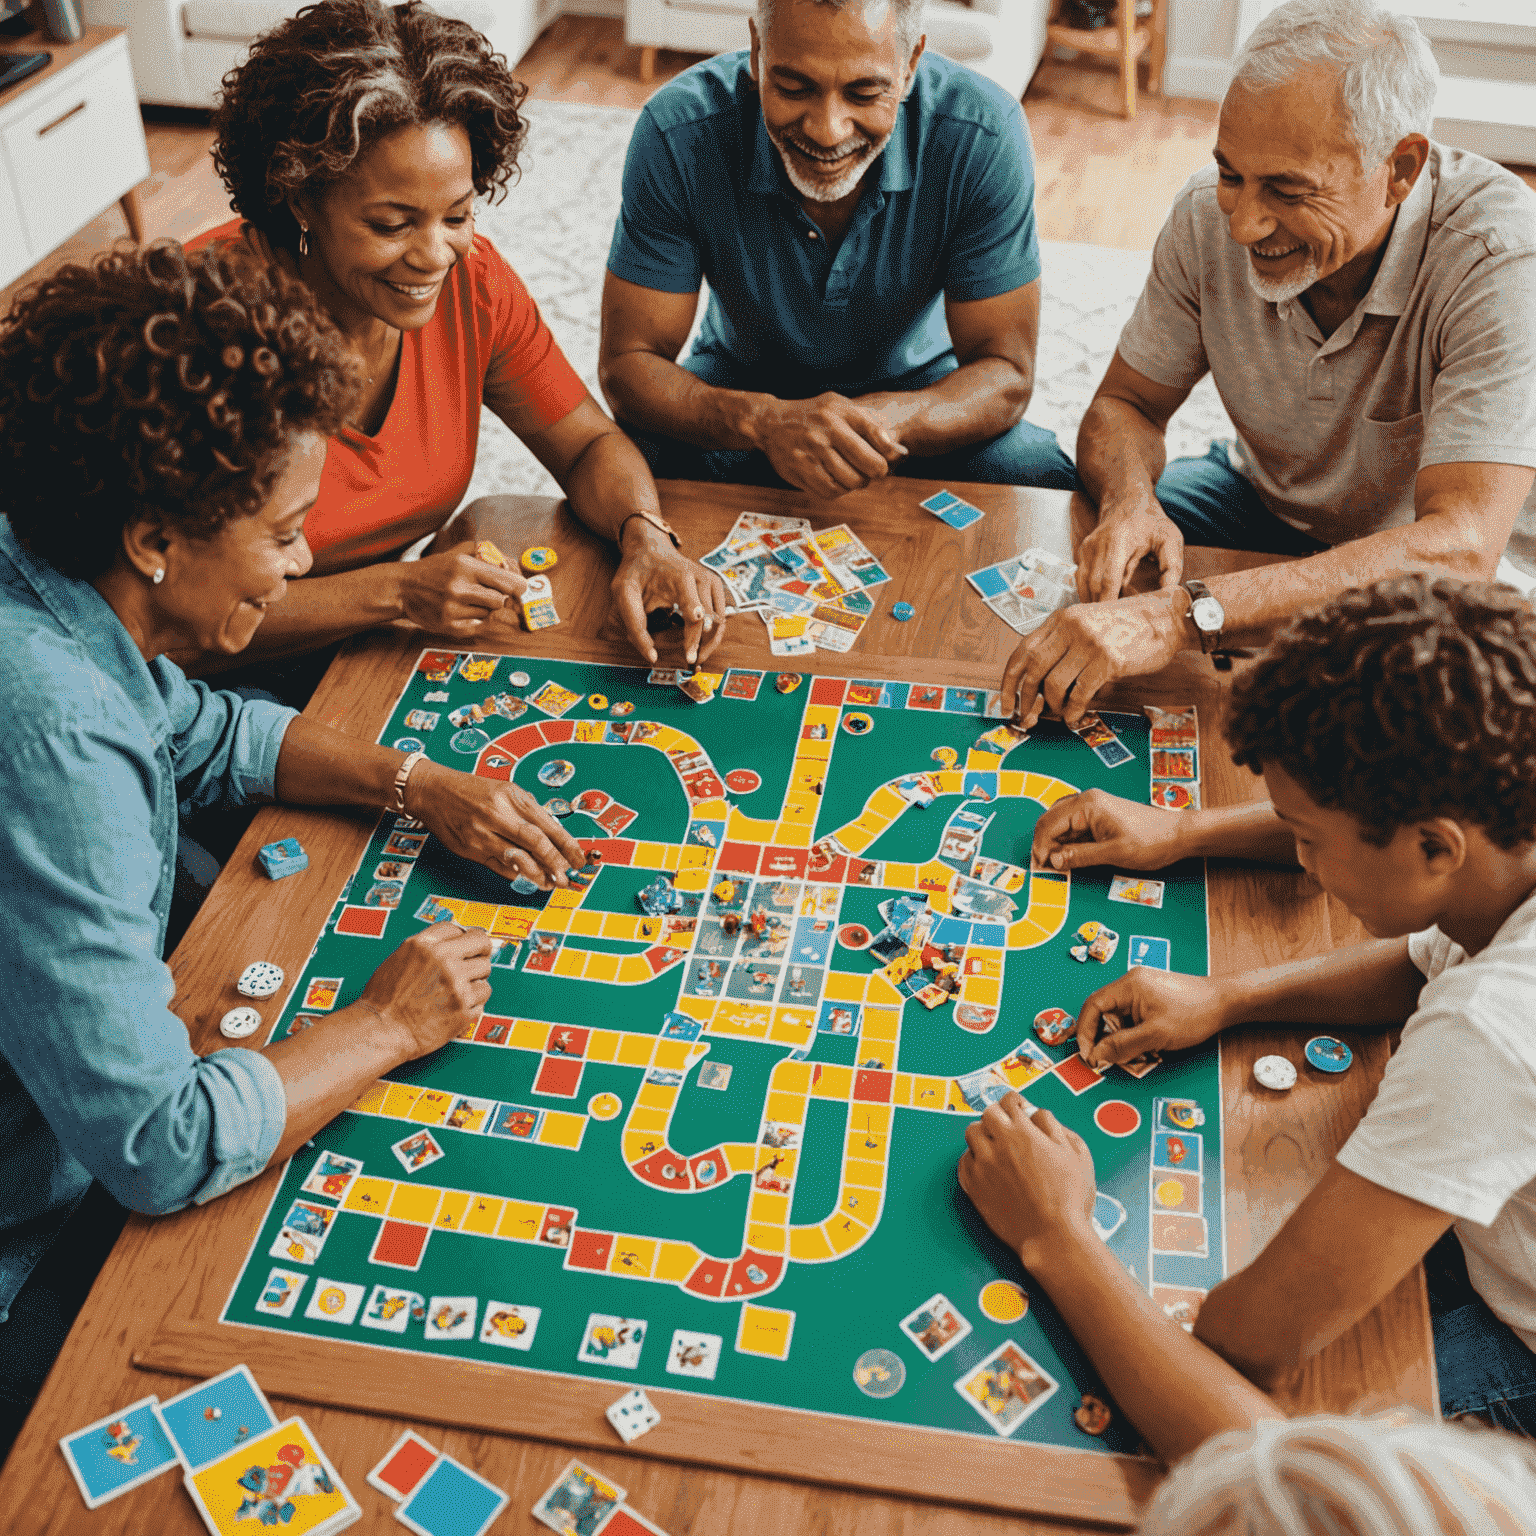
[59,1394,178,1508]
[1128,935,1172,970]
[152,1363,277,1471]
[396,1453,508,1536]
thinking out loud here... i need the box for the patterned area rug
[465,98,1235,504]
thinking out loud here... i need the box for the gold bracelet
[391,749,427,816]
[618,509,680,550]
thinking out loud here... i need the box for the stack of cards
[532,1459,669,1536]
[368,1429,508,1536]
[919,488,985,529]
[966,548,1078,636]
[1145,704,1201,808]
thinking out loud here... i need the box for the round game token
[587,1092,622,1121]
[1033,1006,1074,1047]
[1095,1099,1142,1138]
[978,1279,1028,1324]
[588,693,608,710]
[509,670,531,688]
[930,745,958,768]
[1305,1035,1353,1073]
[1074,1393,1112,1437]
[236,961,284,999]
[842,711,873,736]
[852,1347,906,1399]
[520,545,558,573]
[891,601,915,621]
[450,727,489,754]
[1254,1054,1297,1091]
[391,736,425,754]
[774,672,802,695]
[610,700,635,716]
[725,768,762,794]
[1164,1099,1205,1130]
[1155,1178,1188,1208]
[537,758,576,788]
[573,789,610,815]
[1151,781,1195,810]
[219,1005,263,1040]
[953,1002,997,1032]
[837,922,873,950]
[544,798,573,818]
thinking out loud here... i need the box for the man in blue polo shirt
[599,0,1076,499]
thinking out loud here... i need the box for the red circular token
[725,769,762,794]
[1094,1100,1141,1138]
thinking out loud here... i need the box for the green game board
[222,651,1222,1459]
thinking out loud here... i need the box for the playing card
[366,1429,439,1501]
[396,1453,508,1536]
[391,1129,445,1174]
[480,1301,540,1350]
[59,1395,178,1509]
[532,1458,626,1535]
[1109,875,1165,908]
[664,1328,723,1379]
[153,1365,278,1472]
[303,1278,366,1327]
[183,1416,359,1536]
[898,1292,972,1362]
[1128,934,1170,970]
[423,1295,478,1342]
[253,1268,307,1318]
[527,680,582,718]
[603,1511,670,1536]
[359,1284,423,1333]
[953,1341,1058,1437]
[579,1314,646,1369]
[605,1387,661,1444]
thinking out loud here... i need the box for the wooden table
[0,479,1434,1535]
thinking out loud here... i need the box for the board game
[221,651,1222,1491]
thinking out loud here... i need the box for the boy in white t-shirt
[1005,573,1536,1429]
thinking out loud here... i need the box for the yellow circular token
[520,545,558,574]
[588,1092,622,1121]
[931,745,958,768]
[316,1285,349,1315]
[588,693,608,710]
[1156,1178,1186,1208]
[978,1279,1029,1324]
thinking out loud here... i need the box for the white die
[237,961,285,999]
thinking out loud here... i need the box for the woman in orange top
[191,0,728,694]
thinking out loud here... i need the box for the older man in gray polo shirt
[1002,0,1536,725]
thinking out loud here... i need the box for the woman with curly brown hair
[0,242,582,1455]
[195,0,728,700]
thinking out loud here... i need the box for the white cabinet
[0,32,150,290]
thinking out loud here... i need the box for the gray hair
[1231,0,1439,168]
[756,0,925,54]
[1140,1412,1536,1536]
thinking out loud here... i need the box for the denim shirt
[0,518,293,1319]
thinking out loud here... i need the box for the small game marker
[1305,1035,1353,1073]
[236,962,283,999]
[520,545,558,574]
[219,1006,263,1040]
[1253,1054,1297,1091]
[977,1280,1028,1324]
[891,601,915,621]
[509,670,531,688]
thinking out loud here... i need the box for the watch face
[1191,596,1223,632]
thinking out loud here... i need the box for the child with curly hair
[985,574,1536,1436]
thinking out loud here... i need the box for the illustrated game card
[579,1314,646,1369]
[1109,875,1164,909]
[665,1328,723,1379]
[183,1416,359,1536]
[480,1301,541,1350]
[532,1458,626,1536]
[303,1278,366,1326]
[59,1395,178,1509]
[424,1295,478,1341]
[527,680,582,718]
[154,1365,278,1472]
[396,1453,508,1536]
[899,1292,973,1362]
[953,1341,1059,1437]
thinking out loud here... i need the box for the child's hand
[1030,787,1192,873]
[958,1094,1097,1269]
[1076,970,1233,1066]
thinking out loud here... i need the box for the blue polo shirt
[607,50,1041,397]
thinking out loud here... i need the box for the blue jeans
[1154,442,1329,556]
[626,353,1079,491]
[1425,1228,1536,1435]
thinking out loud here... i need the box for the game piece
[183,1416,359,1536]
[852,1348,905,1398]
[397,1452,508,1536]
[1073,1394,1112,1436]
[219,1006,263,1040]
[59,1395,179,1510]
[954,1341,1058,1436]
[899,1292,972,1361]
[521,574,560,631]
[1032,1007,1074,1047]
[606,1387,661,1443]
[589,693,608,709]
[366,1429,440,1501]
[532,1459,626,1536]
[520,545,558,574]
[1305,1035,1353,1073]
[1253,1055,1297,1091]
[1109,875,1164,909]
[474,539,510,569]
[538,759,576,787]
[509,669,531,687]
[891,601,915,621]
[258,836,309,880]
[678,669,723,704]
[773,671,802,693]
[236,961,284,999]
[545,798,573,818]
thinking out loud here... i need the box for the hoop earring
[298,224,309,258]
[152,567,165,585]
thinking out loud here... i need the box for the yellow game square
[846,1127,890,1160]
[673,867,711,893]
[573,719,606,743]
[608,1236,657,1277]
[655,1241,702,1282]
[963,977,1002,1006]
[797,736,833,763]
[692,797,729,821]
[839,1188,879,1224]
[538,1112,586,1150]
[866,785,907,820]
[999,771,1025,797]
[459,901,498,930]
[910,1076,949,1109]
[506,1018,547,1053]
[568,909,603,938]
[348,1080,389,1116]
[435,1190,470,1229]
[678,846,713,871]
[774,823,813,849]
[461,1195,503,1234]
[408,1089,453,1125]
[823,1214,870,1254]
[675,997,715,1024]
[494,909,535,940]
[861,1007,901,1041]
[821,972,867,1005]
[584,1030,619,1063]
[932,770,964,794]
[631,842,666,870]
[749,1191,790,1225]
[617,1033,655,1066]
[652,1038,691,1072]
[727,808,777,843]
[610,955,651,984]
[773,1060,813,1095]
[583,952,620,983]
[746,1223,787,1254]
[725,1143,759,1174]
[735,1303,796,1360]
[387,1183,441,1224]
[883,861,918,889]
[637,1082,677,1111]
[344,1176,393,1213]
[496,1199,545,1241]
[1039,779,1079,807]
[765,1091,805,1124]
[789,1226,833,1262]
[864,973,905,1007]
[626,1106,670,1134]
[891,1073,914,1106]
[812,1063,853,1099]
[380,1083,423,1119]
[843,1157,886,1190]
[835,824,876,854]
[534,907,572,934]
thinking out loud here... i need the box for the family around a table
[3,0,1536,1524]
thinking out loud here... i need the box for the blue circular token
[892,601,915,621]
[449,727,489,755]
[1305,1035,1353,1073]
[392,736,425,753]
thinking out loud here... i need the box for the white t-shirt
[1337,886,1536,1351]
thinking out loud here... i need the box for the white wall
[1164,0,1280,101]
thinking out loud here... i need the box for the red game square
[585,838,636,866]
[533,1055,584,1097]
[539,721,575,744]
[810,676,848,707]
[1055,1054,1106,1095]
[504,725,544,758]
[545,1025,589,1057]
[335,905,389,938]
[805,856,847,885]
[369,1220,430,1270]
[565,1228,613,1271]
[853,1070,894,1104]
[760,846,808,879]
[717,841,761,875]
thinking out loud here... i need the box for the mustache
[779,129,875,162]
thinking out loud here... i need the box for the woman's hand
[958,1095,1097,1270]
[1075,969,1237,1067]
[407,760,585,889]
[394,543,527,638]
[613,521,731,667]
[358,921,493,1060]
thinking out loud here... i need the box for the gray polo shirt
[1117,145,1536,546]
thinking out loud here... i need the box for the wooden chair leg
[119,182,146,243]
[1120,1,1137,118]
[638,45,656,83]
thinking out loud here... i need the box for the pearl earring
[152,567,165,585]
[298,224,309,258]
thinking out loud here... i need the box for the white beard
[1246,251,1320,304]
[770,124,893,204]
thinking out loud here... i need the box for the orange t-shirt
[191,223,588,563]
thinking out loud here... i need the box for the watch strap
[1181,578,1222,656]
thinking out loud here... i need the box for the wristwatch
[618,509,680,550]
[1181,579,1231,671]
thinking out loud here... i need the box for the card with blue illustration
[59,1394,179,1508]
[920,489,985,529]
[153,1364,278,1472]
[1128,935,1171,970]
